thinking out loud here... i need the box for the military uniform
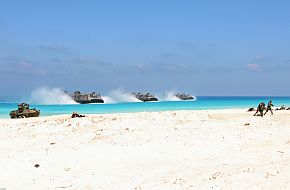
[254,102,265,117]
[264,101,274,115]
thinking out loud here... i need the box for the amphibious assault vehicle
[175,93,194,100]
[132,92,158,102]
[10,103,40,119]
[67,91,104,104]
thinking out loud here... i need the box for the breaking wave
[30,87,77,105]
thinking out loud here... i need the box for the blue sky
[0,0,289,99]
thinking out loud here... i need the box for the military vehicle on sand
[10,103,40,119]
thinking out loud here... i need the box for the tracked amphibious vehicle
[10,103,40,119]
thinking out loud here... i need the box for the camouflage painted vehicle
[175,93,194,100]
[10,103,40,119]
[132,92,158,102]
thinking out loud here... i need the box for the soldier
[254,102,265,117]
[264,100,274,115]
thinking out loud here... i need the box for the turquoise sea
[0,96,290,118]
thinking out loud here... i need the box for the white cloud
[253,55,270,62]
[246,64,261,72]
[254,55,263,60]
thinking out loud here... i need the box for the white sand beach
[0,109,290,190]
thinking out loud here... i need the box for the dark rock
[248,108,255,112]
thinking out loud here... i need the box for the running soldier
[264,100,274,115]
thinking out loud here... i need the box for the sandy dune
[0,109,290,190]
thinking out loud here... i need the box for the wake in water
[103,89,141,103]
[28,87,195,105]
[30,87,77,105]
[161,91,197,101]
[163,91,180,101]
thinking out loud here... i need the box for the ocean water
[0,96,290,118]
